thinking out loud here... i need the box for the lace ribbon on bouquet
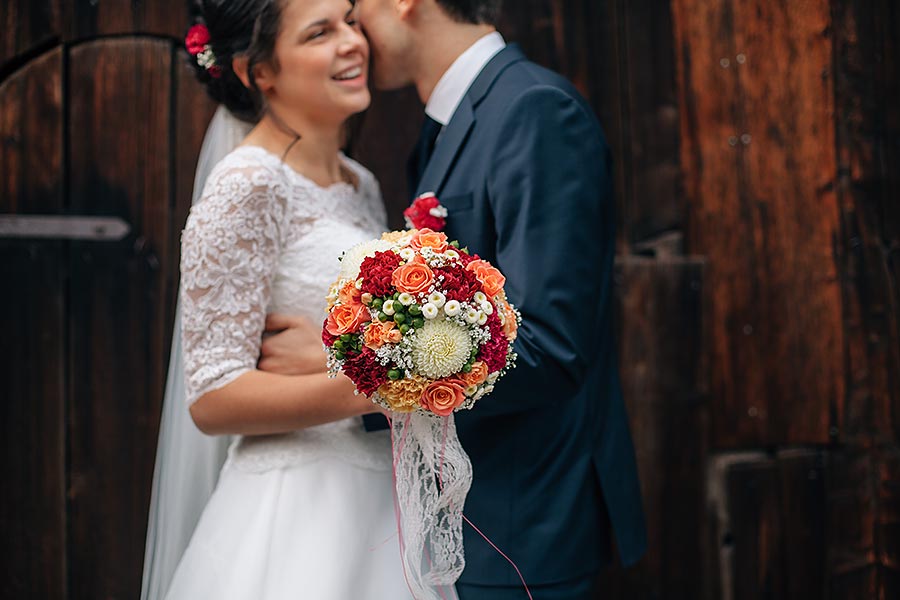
[391,413,472,599]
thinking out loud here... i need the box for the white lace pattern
[180,146,391,473]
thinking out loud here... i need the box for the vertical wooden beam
[600,257,708,599]
[0,47,66,600]
[66,38,172,598]
[672,0,843,448]
[831,0,900,444]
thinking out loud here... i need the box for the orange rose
[339,281,362,307]
[461,361,489,387]
[392,255,435,295]
[410,228,449,253]
[364,320,402,350]
[326,302,371,336]
[466,260,506,298]
[501,301,518,340]
[420,380,466,417]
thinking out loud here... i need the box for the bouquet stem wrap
[391,413,472,599]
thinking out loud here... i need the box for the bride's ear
[232,55,252,88]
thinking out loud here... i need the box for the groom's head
[355,0,501,91]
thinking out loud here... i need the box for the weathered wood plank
[707,450,827,600]
[673,0,843,447]
[66,38,172,598]
[0,48,66,599]
[827,449,879,599]
[497,0,683,252]
[832,0,900,443]
[62,0,187,41]
[0,0,60,72]
[598,257,708,599]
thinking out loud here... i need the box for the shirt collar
[425,31,506,126]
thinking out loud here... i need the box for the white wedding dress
[163,145,414,600]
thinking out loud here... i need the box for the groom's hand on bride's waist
[258,313,329,376]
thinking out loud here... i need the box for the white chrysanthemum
[422,303,439,319]
[480,300,494,315]
[477,312,488,326]
[399,247,416,262]
[398,293,414,306]
[464,308,480,324]
[428,291,446,308]
[444,300,461,317]
[473,291,487,304]
[383,299,397,316]
[339,239,394,279]
[410,319,473,379]
[445,249,460,260]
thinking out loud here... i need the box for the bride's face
[260,0,370,125]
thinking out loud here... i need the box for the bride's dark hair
[186,0,286,123]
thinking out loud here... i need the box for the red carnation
[404,193,447,231]
[185,24,211,55]
[455,249,480,266]
[477,310,509,373]
[359,251,402,297]
[341,347,389,396]
[434,264,482,302]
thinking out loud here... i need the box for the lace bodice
[180,146,391,472]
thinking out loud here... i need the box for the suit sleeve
[476,85,616,417]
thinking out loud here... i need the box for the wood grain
[0,47,66,600]
[66,38,172,598]
[0,0,59,72]
[832,0,900,444]
[62,0,187,42]
[599,257,708,599]
[673,0,843,447]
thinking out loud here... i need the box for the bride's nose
[337,24,367,56]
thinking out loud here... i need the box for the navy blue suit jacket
[411,45,647,586]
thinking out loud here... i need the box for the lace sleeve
[179,161,287,405]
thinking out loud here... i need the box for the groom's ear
[396,0,422,20]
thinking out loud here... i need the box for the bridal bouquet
[322,194,520,598]
[322,224,519,414]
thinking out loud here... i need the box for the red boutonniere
[404,192,448,231]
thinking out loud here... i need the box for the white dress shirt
[425,31,507,127]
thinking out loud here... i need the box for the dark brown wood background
[1,1,897,598]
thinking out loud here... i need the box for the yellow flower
[381,230,413,244]
[378,375,430,413]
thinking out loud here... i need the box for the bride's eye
[308,28,327,41]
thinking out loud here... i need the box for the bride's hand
[258,314,328,376]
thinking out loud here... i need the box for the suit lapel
[415,100,474,197]
[414,44,528,198]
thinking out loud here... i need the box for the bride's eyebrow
[303,18,330,31]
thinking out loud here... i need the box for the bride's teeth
[334,67,361,81]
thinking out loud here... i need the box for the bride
[141,0,429,597]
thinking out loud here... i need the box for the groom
[262,0,647,597]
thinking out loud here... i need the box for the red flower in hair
[186,24,211,55]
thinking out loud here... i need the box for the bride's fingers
[265,313,309,332]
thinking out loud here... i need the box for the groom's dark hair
[434,0,502,25]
